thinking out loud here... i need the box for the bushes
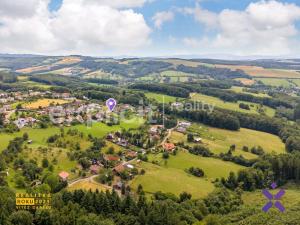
[188,167,205,177]
[239,103,250,110]
[188,145,213,157]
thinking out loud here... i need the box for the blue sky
[0,0,300,57]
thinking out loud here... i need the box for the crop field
[55,56,82,65]
[235,78,256,86]
[23,98,70,109]
[170,124,285,157]
[215,64,300,78]
[131,151,244,198]
[190,93,275,117]
[16,65,52,74]
[145,92,183,103]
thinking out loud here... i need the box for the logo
[262,182,285,212]
[16,193,52,210]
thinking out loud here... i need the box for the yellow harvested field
[215,64,300,78]
[235,78,256,86]
[16,65,52,74]
[24,98,70,109]
[56,57,82,65]
[68,179,111,192]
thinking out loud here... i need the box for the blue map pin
[106,98,117,111]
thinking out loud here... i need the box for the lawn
[23,98,70,109]
[190,93,275,117]
[170,124,285,158]
[145,92,183,103]
[131,151,244,198]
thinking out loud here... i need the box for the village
[0,89,197,193]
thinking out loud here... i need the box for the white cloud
[183,0,300,56]
[182,3,218,28]
[152,11,174,29]
[0,0,151,55]
[0,0,48,18]
[75,0,149,9]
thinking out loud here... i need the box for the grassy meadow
[131,151,244,198]
[230,86,270,98]
[0,118,144,153]
[170,124,285,158]
[254,78,293,87]
[145,92,183,103]
[190,93,275,117]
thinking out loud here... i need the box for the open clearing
[145,92,183,103]
[190,93,275,117]
[23,98,70,109]
[170,124,285,158]
[131,151,244,198]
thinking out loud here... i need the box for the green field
[131,151,244,198]
[145,92,183,103]
[290,79,300,87]
[160,70,202,82]
[254,78,293,87]
[230,86,270,98]
[0,118,144,152]
[191,93,275,117]
[242,183,300,210]
[170,124,285,158]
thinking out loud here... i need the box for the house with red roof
[58,171,69,181]
[163,143,176,152]
[104,155,120,162]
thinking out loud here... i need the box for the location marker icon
[106,98,117,111]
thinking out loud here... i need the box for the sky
[0,0,300,57]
